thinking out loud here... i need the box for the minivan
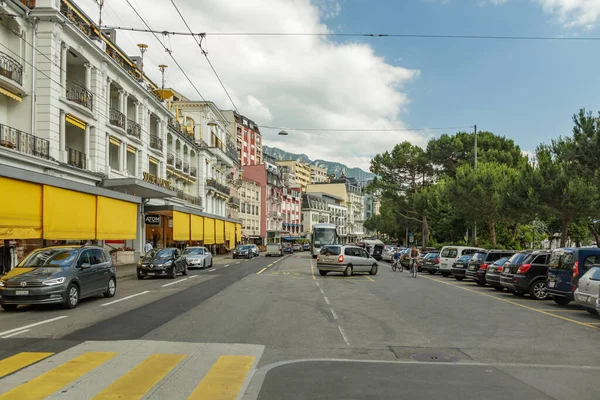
[547,248,600,306]
[438,246,483,277]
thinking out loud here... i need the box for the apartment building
[310,164,329,184]
[277,160,311,190]
[303,192,347,239]
[264,154,284,243]
[222,110,262,166]
[239,177,262,244]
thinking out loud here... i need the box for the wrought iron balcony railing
[109,108,126,129]
[126,119,141,139]
[0,123,50,159]
[149,134,162,152]
[0,50,23,86]
[206,178,230,195]
[167,153,175,167]
[66,81,93,111]
[183,161,190,174]
[67,147,86,169]
[175,157,183,170]
[190,166,197,178]
[174,189,202,207]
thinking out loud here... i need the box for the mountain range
[262,146,375,181]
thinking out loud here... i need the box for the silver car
[182,247,213,269]
[574,266,600,316]
[317,245,378,277]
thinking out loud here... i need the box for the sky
[77,0,600,170]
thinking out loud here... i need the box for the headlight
[163,260,173,267]
[42,277,66,286]
[0,281,5,287]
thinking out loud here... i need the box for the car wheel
[585,308,599,315]
[182,264,188,276]
[493,286,504,291]
[552,296,571,306]
[475,280,486,286]
[201,260,205,269]
[137,270,144,280]
[104,277,116,298]
[1,304,18,311]
[529,281,548,300]
[454,276,464,281]
[370,264,378,276]
[429,271,437,275]
[441,272,449,277]
[210,258,213,267]
[319,270,328,276]
[64,283,80,309]
[512,290,525,297]
[169,267,177,279]
[344,265,353,277]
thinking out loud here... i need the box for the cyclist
[409,246,420,278]
[392,249,401,271]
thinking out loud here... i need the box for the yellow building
[310,165,329,183]
[276,160,312,190]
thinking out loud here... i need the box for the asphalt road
[0,252,598,399]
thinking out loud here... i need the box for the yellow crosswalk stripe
[188,355,255,400]
[0,352,54,379]
[0,352,117,400]
[92,353,186,400]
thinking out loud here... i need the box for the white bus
[310,223,339,258]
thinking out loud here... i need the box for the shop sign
[143,172,172,190]
[144,214,161,225]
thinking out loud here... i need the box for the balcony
[167,153,175,167]
[126,119,141,139]
[206,178,230,196]
[66,81,93,111]
[175,157,183,171]
[0,51,23,86]
[67,147,86,169]
[174,189,202,207]
[149,134,163,152]
[109,108,126,129]
[228,196,241,207]
[183,161,190,175]
[0,123,50,159]
[190,166,197,178]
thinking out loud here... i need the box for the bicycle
[391,259,402,272]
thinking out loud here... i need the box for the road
[0,252,598,399]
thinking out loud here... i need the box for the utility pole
[95,0,105,27]
[473,124,477,246]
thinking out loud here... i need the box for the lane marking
[101,291,150,307]
[92,354,186,400]
[319,288,325,295]
[330,308,338,320]
[338,325,350,346]
[0,315,68,337]
[187,355,255,400]
[236,262,241,264]
[161,278,188,287]
[0,352,54,378]
[324,296,331,305]
[310,260,316,280]
[315,282,320,287]
[0,352,117,400]
[224,264,230,267]
[2,329,31,339]
[364,275,375,282]
[189,275,199,278]
[423,276,600,331]
[208,269,216,272]
[584,322,600,325]
[257,267,267,275]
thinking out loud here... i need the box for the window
[109,141,120,170]
[532,254,549,265]
[583,255,600,271]
[149,158,159,176]
[78,250,92,267]
[441,248,458,258]
[91,249,106,264]
[126,147,136,175]
[586,266,600,281]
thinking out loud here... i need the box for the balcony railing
[183,161,190,174]
[190,166,197,178]
[206,179,230,195]
[175,157,182,170]
[167,153,175,167]
[174,189,202,207]
[149,134,163,152]
[67,147,86,169]
[109,108,126,129]
[0,51,23,86]
[126,119,141,139]
[0,123,50,159]
[228,196,241,207]
[66,81,93,111]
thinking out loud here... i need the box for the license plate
[146,272,155,276]
[469,266,476,271]
[577,294,588,302]
[548,281,556,288]
[15,290,29,295]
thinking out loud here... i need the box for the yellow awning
[109,136,121,146]
[173,211,190,241]
[227,222,236,249]
[190,215,204,241]
[0,177,42,239]
[65,114,86,130]
[0,87,22,102]
[149,157,159,165]
[96,196,137,240]
[215,219,225,244]
[204,217,215,245]
[43,186,96,240]
[236,223,241,243]
[127,145,137,154]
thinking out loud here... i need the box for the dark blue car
[547,248,600,306]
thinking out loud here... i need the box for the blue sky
[326,0,600,154]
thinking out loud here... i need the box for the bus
[310,223,339,258]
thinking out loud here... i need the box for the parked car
[266,243,283,257]
[233,245,254,259]
[137,248,187,279]
[317,245,378,276]
[483,257,511,290]
[420,251,440,273]
[500,251,551,300]
[303,243,311,251]
[547,248,600,306]
[450,254,475,280]
[292,243,302,252]
[574,266,600,315]
[283,243,293,254]
[438,246,483,277]
[382,245,399,262]
[0,245,116,310]
[181,246,213,269]
[466,250,516,286]
[399,248,411,268]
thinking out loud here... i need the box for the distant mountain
[263,146,375,181]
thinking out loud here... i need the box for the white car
[181,247,213,269]
[438,246,483,277]
[574,266,600,316]
[382,245,400,262]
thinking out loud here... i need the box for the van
[547,248,600,306]
[266,243,283,257]
[438,246,483,277]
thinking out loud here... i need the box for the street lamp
[207,119,218,127]
[278,130,288,136]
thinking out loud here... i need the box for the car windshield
[183,248,204,255]
[493,257,510,266]
[145,249,173,259]
[320,246,341,256]
[549,251,576,270]
[583,266,600,281]
[236,245,250,251]
[441,248,458,258]
[457,255,472,263]
[313,228,337,246]
[472,252,487,262]
[18,248,78,268]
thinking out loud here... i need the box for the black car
[137,248,187,279]
[466,250,516,286]
[499,251,551,300]
[450,254,475,280]
[484,257,511,290]
[421,251,440,273]
[233,245,254,259]
[303,243,311,251]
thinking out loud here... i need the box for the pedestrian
[0,241,12,275]
[410,246,420,278]
[144,240,153,254]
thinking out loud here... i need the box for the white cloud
[313,0,343,20]
[78,0,421,170]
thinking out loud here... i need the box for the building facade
[277,160,311,190]
[310,164,329,184]
[222,110,262,166]
[239,177,262,243]
[264,154,284,243]
[301,193,331,235]
[282,186,302,238]
[242,164,268,245]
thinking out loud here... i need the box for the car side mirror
[79,263,91,269]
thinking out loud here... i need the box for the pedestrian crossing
[0,340,263,400]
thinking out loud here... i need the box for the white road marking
[0,315,68,336]
[236,262,241,264]
[209,268,216,272]
[224,264,230,267]
[319,288,325,295]
[161,278,188,287]
[315,282,320,287]
[2,329,31,339]
[330,308,338,320]
[101,291,150,307]
[338,325,350,346]
[188,275,199,278]
[324,296,330,305]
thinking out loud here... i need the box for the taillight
[435,258,439,263]
[479,264,489,270]
[317,255,320,262]
[517,264,531,274]
[497,266,503,272]
[572,261,579,279]
[338,255,344,263]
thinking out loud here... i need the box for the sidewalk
[115,253,233,280]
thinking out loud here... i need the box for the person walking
[144,240,153,254]
[410,246,420,278]
[0,241,11,275]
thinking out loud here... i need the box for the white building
[239,177,262,243]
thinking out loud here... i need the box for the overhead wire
[258,125,474,132]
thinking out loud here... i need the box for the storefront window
[149,158,159,176]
